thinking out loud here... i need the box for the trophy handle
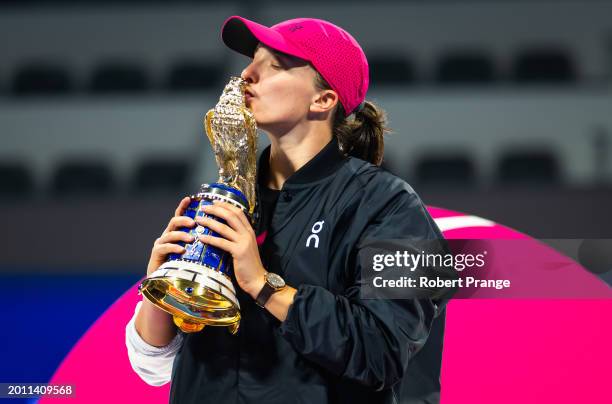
[204,110,216,147]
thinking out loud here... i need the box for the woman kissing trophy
[138,76,258,335]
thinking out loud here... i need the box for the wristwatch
[255,272,286,308]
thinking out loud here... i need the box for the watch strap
[255,282,275,308]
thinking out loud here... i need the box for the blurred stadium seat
[435,51,496,85]
[497,150,560,185]
[414,154,477,188]
[12,63,73,95]
[132,158,191,194]
[0,163,34,197]
[90,62,149,94]
[166,60,224,92]
[51,160,115,195]
[513,48,577,84]
[368,54,415,87]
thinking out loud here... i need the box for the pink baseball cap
[221,16,369,116]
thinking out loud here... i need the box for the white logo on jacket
[305,220,325,248]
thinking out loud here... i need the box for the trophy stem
[173,317,206,333]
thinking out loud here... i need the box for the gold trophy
[138,77,258,334]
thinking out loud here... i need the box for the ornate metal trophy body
[139,77,258,334]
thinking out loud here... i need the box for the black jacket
[169,137,455,404]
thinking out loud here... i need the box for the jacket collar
[257,136,346,189]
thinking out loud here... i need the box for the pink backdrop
[42,207,612,404]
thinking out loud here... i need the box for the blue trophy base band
[167,183,249,277]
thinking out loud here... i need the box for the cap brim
[221,16,308,60]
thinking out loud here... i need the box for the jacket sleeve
[277,185,453,391]
[125,300,184,386]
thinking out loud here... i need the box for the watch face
[266,272,285,289]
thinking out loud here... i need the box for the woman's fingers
[152,242,186,257]
[165,216,196,233]
[174,196,192,217]
[202,201,251,233]
[195,216,237,242]
[161,198,194,234]
[214,200,253,230]
[199,233,233,254]
[147,196,193,275]
[155,198,253,268]
[156,230,196,245]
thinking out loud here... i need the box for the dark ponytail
[315,72,390,166]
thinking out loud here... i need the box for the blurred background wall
[2,0,612,274]
[1,0,612,392]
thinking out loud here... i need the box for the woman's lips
[245,90,255,108]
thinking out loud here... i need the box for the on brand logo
[289,24,304,32]
[305,220,325,248]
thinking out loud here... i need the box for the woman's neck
[266,127,332,190]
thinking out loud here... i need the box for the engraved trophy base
[139,260,241,334]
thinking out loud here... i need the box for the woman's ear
[310,89,338,114]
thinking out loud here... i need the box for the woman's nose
[241,62,257,84]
